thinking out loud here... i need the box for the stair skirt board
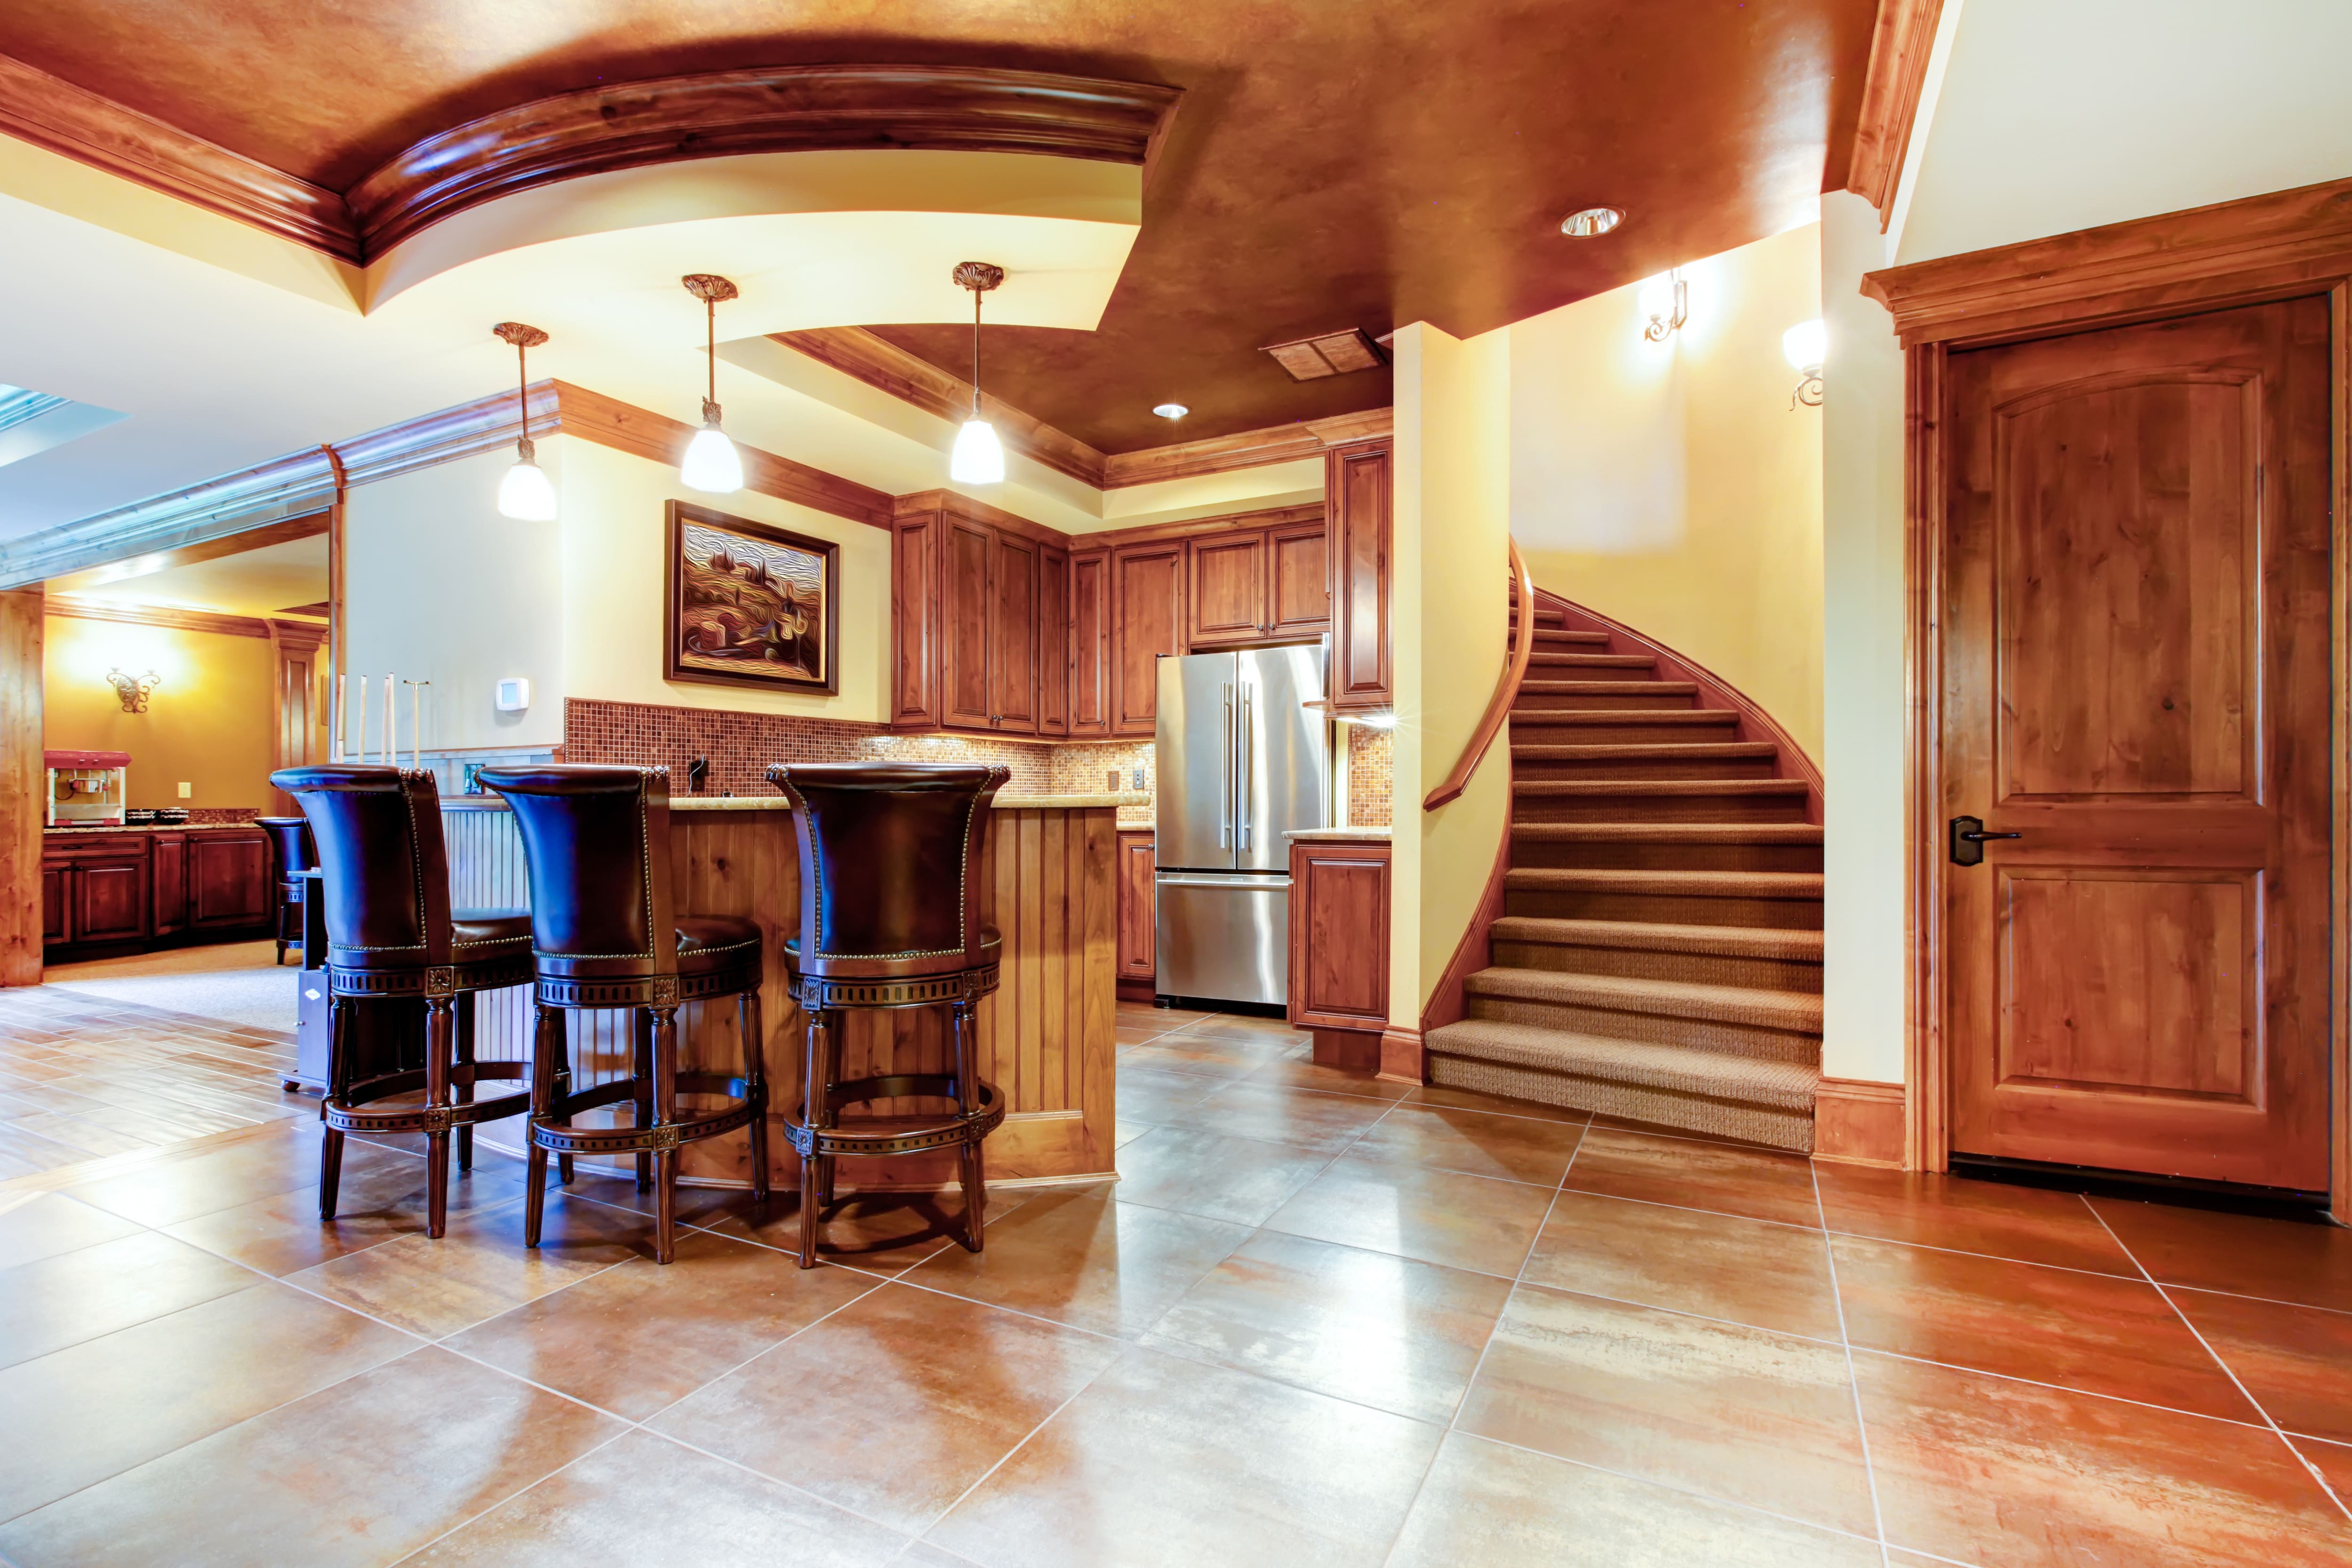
[1426,1052,1817,1153]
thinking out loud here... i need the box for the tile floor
[0,987,2349,1565]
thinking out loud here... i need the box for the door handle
[1220,683,1235,850]
[1239,683,1255,851]
[1948,815,2023,867]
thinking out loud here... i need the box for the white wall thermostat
[495,678,531,712]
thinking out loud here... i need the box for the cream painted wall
[43,615,275,808]
[1388,323,1513,1022]
[1508,224,1826,762]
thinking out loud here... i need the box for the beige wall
[1508,223,1826,762]
[43,613,276,809]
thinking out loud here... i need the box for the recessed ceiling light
[1153,403,1189,419]
[1559,206,1625,237]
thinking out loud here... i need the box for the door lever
[1948,815,2023,867]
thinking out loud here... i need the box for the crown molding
[44,512,331,597]
[1842,0,1944,225]
[1100,406,1391,488]
[45,591,274,640]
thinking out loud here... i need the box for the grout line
[1812,1156,1891,1566]
[381,1428,639,1567]
[2083,1198,2352,1522]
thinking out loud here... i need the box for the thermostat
[495,678,531,712]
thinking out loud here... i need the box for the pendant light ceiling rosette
[490,321,556,520]
[680,273,745,494]
[951,261,1007,485]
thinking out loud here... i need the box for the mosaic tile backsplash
[1348,722,1394,826]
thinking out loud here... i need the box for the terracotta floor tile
[1263,1152,1555,1277]
[2091,1197,2352,1313]
[161,1155,528,1276]
[0,1345,625,1568]
[1403,1083,1595,1122]
[1238,1054,1417,1100]
[1142,1230,1511,1423]
[1347,1103,1586,1186]
[285,1190,649,1338]
[1389,1431,1883,1568]
[1160,1080,1394,1153]
[1561,1128,1821,1227]
[927,1345,1442,1568]
[906,1187,1248,1338]
[1589,1113,1788,1151]
[2173,1288,2352,1443]
[69,1123,415,1228]
[403,1428,909,1566]
[1112,1064,1222,1124]
[2298,1437,2352,1498]
[0,1281,415,1521]
[1170,1014,1303,1044]
[651,1282,1122,1536]
[1112,1126,1333,1227]
[1834,1235,2259,1421]
[1456,1284,1876,1536]
[0,1228,257,1370]
[1853,1349,2352,1567]
[0,1191,143,1271]
[1816,1164,2135,1274]
[1524,1191,1841,1340]
[583,1180,1018,1276]
[1118,1035,1294,1082]
[446,1230,882,1421]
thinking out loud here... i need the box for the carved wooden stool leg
[555,1048,575,1187]
[798,1007,832,1268]
[651,1003,680,1265]
[953,997,985,1252]
[318,995,351,1221]
[454,992,477,1173]
[525,1002,558,1249]
[633,1006,656,1192]
[740,989,771,1204]
[423,995,455,1239]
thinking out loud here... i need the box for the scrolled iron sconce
[106,668,162,713]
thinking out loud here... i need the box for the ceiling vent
[1260,329,1389,381]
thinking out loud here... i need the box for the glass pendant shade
[951,418,1005,484]
[682,423,744,493]
[496,449,558,521]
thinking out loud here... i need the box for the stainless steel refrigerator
[1154,645,1333,1006]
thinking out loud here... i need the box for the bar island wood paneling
[440,794,1119,1192]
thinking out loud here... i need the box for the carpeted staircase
[1423,594,1824,1151]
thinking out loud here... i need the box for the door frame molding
[1865,175,2352,1214]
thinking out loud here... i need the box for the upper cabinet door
[1112,543,1185,736]
[1186,531,1270,645]
[1037,543,1070,736]
[1068,549,1111,736]
[890,513,942,730]
[1327,438,1392,711]
[989,530,1041,732]
[1266,522,1330,637]
[942,518,994,730]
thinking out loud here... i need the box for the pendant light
[491,322,557,520]
[679,273,745,493]
[950,261,1006,485]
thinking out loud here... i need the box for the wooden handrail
[1424,538,1534,810]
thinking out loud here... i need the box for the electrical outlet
[176,782,192,799]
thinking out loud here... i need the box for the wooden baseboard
[1311,1028,1382,1072]
[1378,1026,1427,1086]
[1814,1078,1906,1167]
[1115,977,1157,1004]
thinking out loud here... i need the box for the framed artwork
[663,501,841,694]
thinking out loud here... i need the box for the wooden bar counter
[440,794,1126,1192]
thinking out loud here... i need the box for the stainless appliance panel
[1155,872,1290,1006]
[1155,652,1241,871]
[1235,644,1332,871]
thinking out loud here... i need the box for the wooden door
[1327,438,1391,710]
[73,859,148,943]
[890,513,942,729]
[151,832,187,937]
[941,518,993,731]
[1112,543,1185,737]
[1187,531,1269,645]
[1038,543,1070,736]
[1116,830,1156,982]
[1068,549,1111,736]
[189,835,270,929]
[1268,522,1330,636]
[1944,296,2333,1191]
[989,530,1040,733]
[1287,840,1391,1029]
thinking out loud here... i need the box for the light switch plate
[176,782,192,799]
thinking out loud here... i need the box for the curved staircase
[1423,593,1825,1152]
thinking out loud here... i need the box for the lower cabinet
[40,828,274,957]
[188,834,271,930]
[1286,835,1392,1071]
[1115,829,1156,997]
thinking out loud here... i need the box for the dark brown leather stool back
[269,765,534,1237]
[256,814,315,966]
[479,764,768,1264]
[767,762,1010,1266]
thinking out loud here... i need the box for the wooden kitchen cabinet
[41,827,273,957]
[1038,543,1069,736]
[1287,835,1391,1069]
[892,492,1063,736]
[1116,829,1156,997]
[1267,520,1331,636]
[151,831,187,937]
[1112,542,1184,737]
[1068,549,1111,737]
[1185,523,1329,648]
[1326,436,1392,712]
[189,834,271,930]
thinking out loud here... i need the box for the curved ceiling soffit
[0,56,1181,266]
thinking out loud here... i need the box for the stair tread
[1515,779,1808,796]
[1425,1019,1820,1110]
[1490,916,1826,961]
[1511,708,1740,725]
[1506,868,1825,898]
[1527,629,1611,645]
[1520,680,1698,695]
[1510,741,1778,759]
[1526,653,1655,667]
[1512,822,1823,844]
[1468,965,1823,1028]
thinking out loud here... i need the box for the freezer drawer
[1155,873,1290,1007]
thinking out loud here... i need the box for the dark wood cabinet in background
[1327,437,1393,713]
[40,864,68,944]
[1068,549,1111,737]
[40,827,274,958]
[189,835,270,930]
[1112,543,1184,737]
[151,832,186,938]
[1116,828,1156,998]
[893,491,1066,736]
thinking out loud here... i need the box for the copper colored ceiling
[0,0,1878,454]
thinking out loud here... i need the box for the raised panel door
[189,836,270,928]
[890,514,942,729]
[1116,830,1156,981]
[1038,543,1069,736]
[1187,531,1269,645]
[151,832,187,936]
[1944,296,2332,1190]
[942,519,993,731]
[1112,544,1185,737]
[40,862,67,944]
[1268,522,1330,636]
[990,531,1040,732]
[1068,549,1111,736]
[73,860,147,943]
[1327,439,1391,710]
[1287,842,1390,1029]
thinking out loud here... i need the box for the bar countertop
[42,821,264,836]
[445,793,1147,812]
[1285,826,1393,841]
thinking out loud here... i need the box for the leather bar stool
[270,766,535,1237]
[257,815,316,965]
[766,762,1010,1268]
[479,764,769,1265]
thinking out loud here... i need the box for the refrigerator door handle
[1219,682,1235,850]
[1239,682,1255,851]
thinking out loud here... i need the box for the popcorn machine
[45,749,130,827]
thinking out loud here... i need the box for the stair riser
[1510,755,1779,781]
[1526,633,1610,649]
[1511,793,1811,823]
[1463,994,1820,1064]
[1514,691,1698,712]
[1509,841,1825,873]
[1491,939,1825,993]
[1424,1056,1814,1152]
[1510,720,1739,745]
[1503,889,1825,929]
[1526,655,1657,671]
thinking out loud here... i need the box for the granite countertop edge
[43,821,263,836]
[445,793,1149,813]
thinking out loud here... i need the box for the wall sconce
[1639,268,1687,342]
[106,668,161,713]
[1783,318,1826,408]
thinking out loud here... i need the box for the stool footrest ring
[530,1091,764,1156]
[325,1083,532,1136]
[787,1080,1004,1159]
